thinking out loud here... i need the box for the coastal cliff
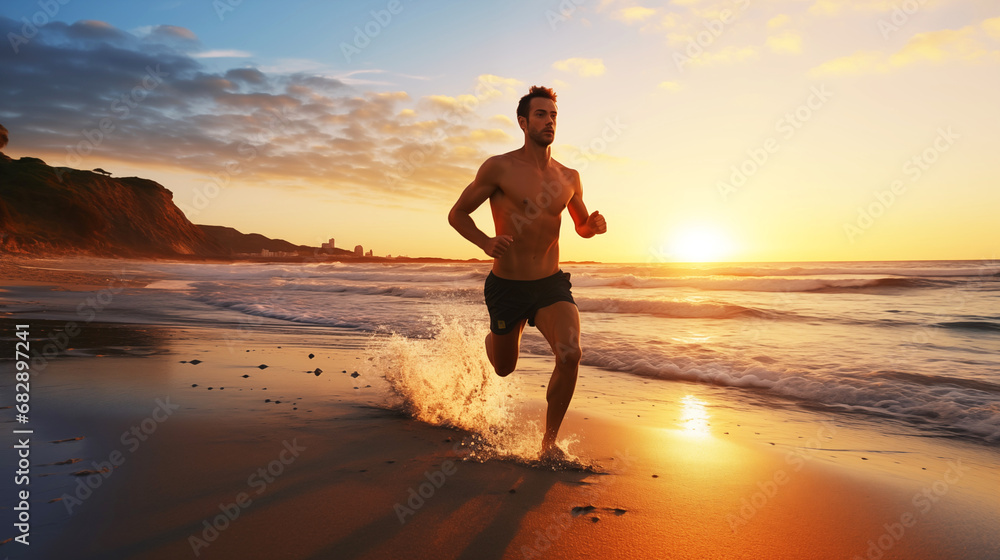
[0,152,331,259]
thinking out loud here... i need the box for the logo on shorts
[498,320,506,330]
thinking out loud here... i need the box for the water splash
[362,313,586,466]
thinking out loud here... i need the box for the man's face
[523,97,556,147]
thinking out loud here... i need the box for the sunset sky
[1,0,998,263]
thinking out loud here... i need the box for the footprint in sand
[571,505,628,518]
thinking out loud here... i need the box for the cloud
[658,80,681,91]
[475,74,524,100]
[767,31,802,54]
[146,24,198,43]
[767,14,790,29]
[603,0,761,66]
[64,20,132,43]
[688,46,758,67]
[489,114,514,127]
[810,22,1000,76]
[0,17,519,205]
[808,0,951,15]
[423,94,482,112]
[191,49,252,58]
[614,6,657,23]
[808,0,896,15]
[810,50,887,75]
[552,57,606,77]
[981,16,1000,39]
[225,68,267,85]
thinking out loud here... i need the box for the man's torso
[488,151,576,280]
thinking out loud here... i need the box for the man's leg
[485,319,527,377]
[532,301,582,455]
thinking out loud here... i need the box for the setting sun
[664,225,734,263]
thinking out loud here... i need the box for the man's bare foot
[539,443,569,464]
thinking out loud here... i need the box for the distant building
[260,248,296,257]
[321,237,335,250]
[365,249,373,257]
[354,245,363,256]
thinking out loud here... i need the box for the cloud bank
[0,17,518,205]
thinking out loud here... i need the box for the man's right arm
[448,157,512,258]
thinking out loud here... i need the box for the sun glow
[678,394,711,438]
[664,225,734,263]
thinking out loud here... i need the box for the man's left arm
[566,169,607,238]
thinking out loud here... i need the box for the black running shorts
[483,269,576,335]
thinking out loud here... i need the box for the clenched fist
[587,211,607,235]
[482,235,513,258]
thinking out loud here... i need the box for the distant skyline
[1,0,998,263]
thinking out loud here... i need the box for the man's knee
[491,333,520,377]
[555,342,581,368]
[495,361,516,377]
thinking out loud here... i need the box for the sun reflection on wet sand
[679,394,711,437]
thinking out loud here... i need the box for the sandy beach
[1,259,999,560]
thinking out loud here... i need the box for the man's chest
[498,168,574,214]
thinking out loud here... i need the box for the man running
[447,85,607,459]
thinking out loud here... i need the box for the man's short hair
[516,86,557,120]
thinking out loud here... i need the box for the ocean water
[6,258,1000,444]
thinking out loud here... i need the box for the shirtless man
[447,86,607,459]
